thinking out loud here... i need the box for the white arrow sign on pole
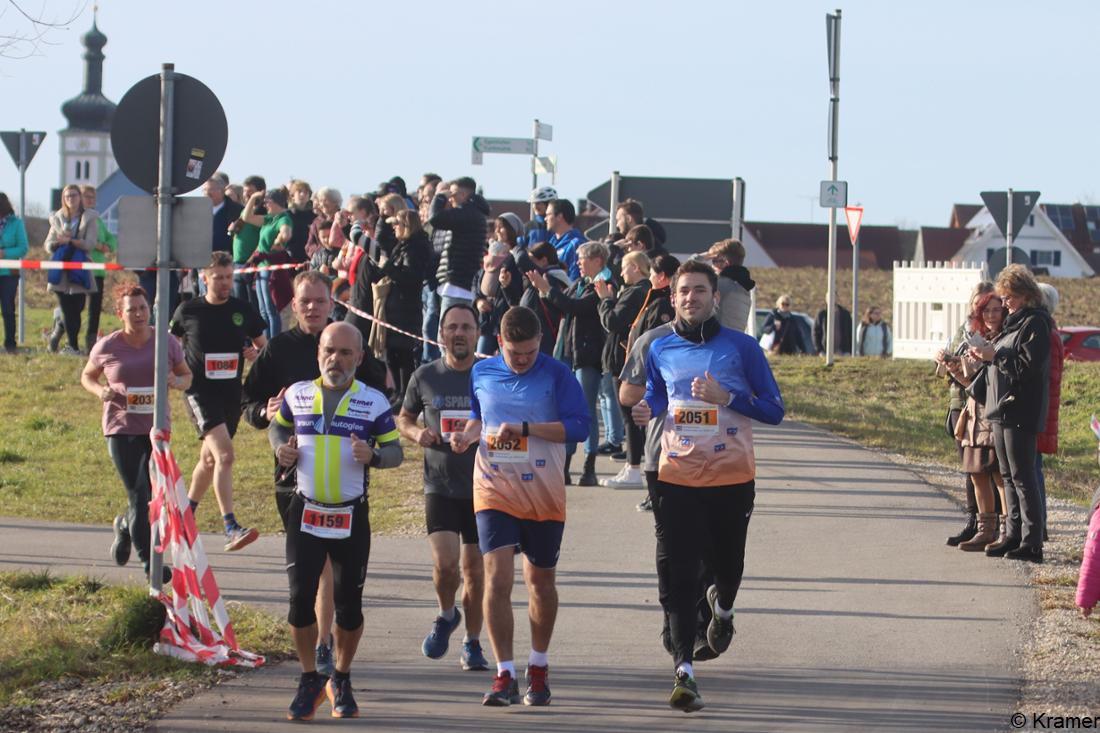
[535,122,553,141]
[532,156,556,175]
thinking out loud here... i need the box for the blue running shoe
[460,639,489,671]
[326,676,359,718]
[315,636,334,677]
[422,609,462,659]
[287,672,328,721]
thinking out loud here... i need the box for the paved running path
[0,422,1033,732]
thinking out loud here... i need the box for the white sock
[439,606,456,621]
[677,662,694,678]
[497,660,516,678]
[713,595,734,620]
[463,633,479,643]
[528,649,549,667]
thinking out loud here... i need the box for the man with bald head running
[271,321,403,720]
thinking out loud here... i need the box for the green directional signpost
[471,135,535,164]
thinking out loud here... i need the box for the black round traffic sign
[111,70,228,195]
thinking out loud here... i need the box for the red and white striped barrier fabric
[0,259,305,275]
[147,429,264,667]
[342,300,492,358]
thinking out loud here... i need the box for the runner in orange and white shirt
[450,306,589,708]
[632,259,784,712]
[169,251,267,552]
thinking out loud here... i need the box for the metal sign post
[845,205,864,352]
[824,9,842,366]
[1,129,46,345]
[148,64,177,592]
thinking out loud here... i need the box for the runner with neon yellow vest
[270,322,403,721]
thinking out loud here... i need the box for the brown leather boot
[959,513,998,551]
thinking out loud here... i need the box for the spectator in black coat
[429,176,489,313]
[286,180,316,264]
[371,209,431,403]
[814,300,853,355]
[499,241,569,357]
[204,176,243,255]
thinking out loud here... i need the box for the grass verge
[0,309,426,536]
[0,570,289,710]
[770,355,1100,506]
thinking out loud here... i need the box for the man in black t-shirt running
[170,252,267,551]
[397,303,488,671]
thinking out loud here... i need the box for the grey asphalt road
[0,421,1033,732]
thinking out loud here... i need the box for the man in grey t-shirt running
[397,303,488,671]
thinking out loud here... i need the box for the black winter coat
[544,277,606,370]
[374,225,431,351]
[429,194,489,291]
[503,264,570,356]
[977,306,1052,432]
[626,285,674,352]
[598,279,651,375]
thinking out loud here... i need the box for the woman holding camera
[940,291,1006,551]
[969,265,1052,563]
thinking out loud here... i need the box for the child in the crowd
[331,277,350,321]
[309,219,338,276]
[1076,416,1100,618]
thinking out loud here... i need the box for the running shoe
[524,664,551,706]
[326,676,359,718]
[705,584,736,654]
[224,525,259,552]
[482,670,520,706]
[287,671,328,721]
[460,639,489,671]
[110,515,131,566]
[601,466,644,489]
[669,669,704,712]
[422,609,462,659]
[315,636,335,677]
[637,495,654,512]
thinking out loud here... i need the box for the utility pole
[825,9,842,366]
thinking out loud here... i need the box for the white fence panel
[892,260,988,360]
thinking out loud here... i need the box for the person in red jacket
[1037,283,1064,540]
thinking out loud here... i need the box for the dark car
[1059,327,1100,362]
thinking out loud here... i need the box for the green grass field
[0,570,290,715]
[0,313,426,537]
[770,355,1100,506]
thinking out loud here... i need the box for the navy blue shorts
[475,509,565,569]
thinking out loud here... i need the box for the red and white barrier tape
[147,429,264,668]
[0,258,305,275]
[342,300,492,358]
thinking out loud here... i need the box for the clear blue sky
[3,0,1097,227]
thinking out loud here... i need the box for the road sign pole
[17,130,26,345]
[852,232,859,352]
[825,9,842,366]
[150,63,177,593]
[732,177,745,241]
[531,119,539,220]
[609,170,621,239]
[1006,187,1014,249]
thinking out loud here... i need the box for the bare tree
[1,0,88,60]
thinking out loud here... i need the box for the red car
[1058,327,1100,362]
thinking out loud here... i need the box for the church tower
[58,14,117,189]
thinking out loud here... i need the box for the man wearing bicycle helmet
[525,186,557,247]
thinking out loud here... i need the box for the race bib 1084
[204,352,239,379]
